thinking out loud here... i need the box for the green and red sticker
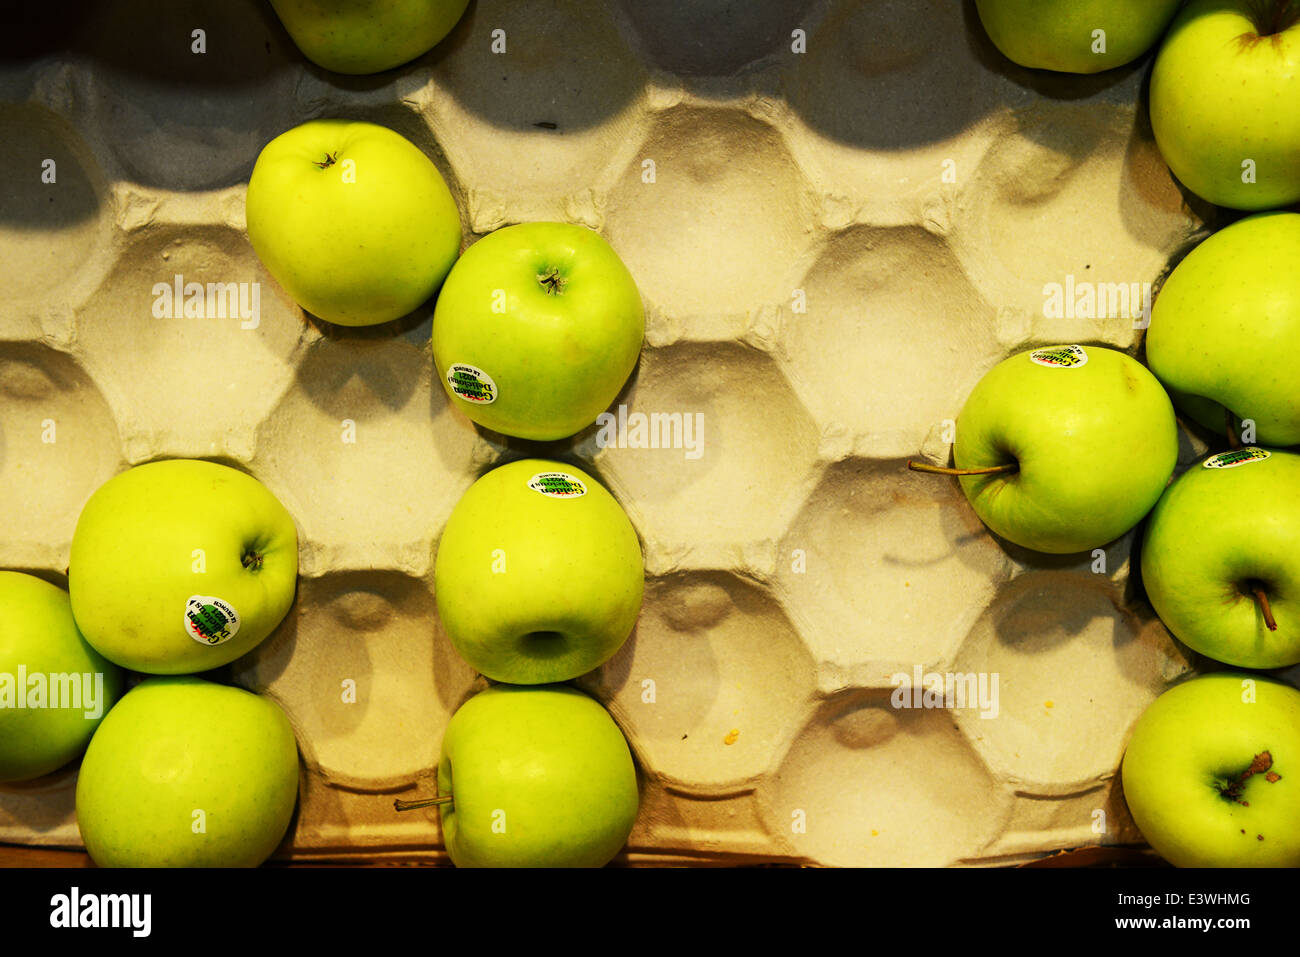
[447,363,497,404]
[184,595,240,646]
[1030,344,1088,368]
[1203,447,1271,469]
[528,472,587,498]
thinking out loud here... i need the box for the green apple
[433,683,638,867]
[69,459,298,675]
[76,676,300,867]
[1146,212,1300,446]
[431,222,644,441]
[1122,671,1300,867]
[1150,0,1300,210]
[268,0,470,75]
[974,0,1182,73]
[1141,447,1300,668]
[0,572,124,783]
[434,458,643,684]
[911,344,1179,554]
[246,119,462,327]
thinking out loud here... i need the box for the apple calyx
[394,794,453,811]
[537,268,566,296]
[241,548,264,571]
[907,460,1019,477]
[1218,750,1280,806]
[313,151,339,170]
[1245,580,1280,631]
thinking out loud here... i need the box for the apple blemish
[1217,750,1278,806]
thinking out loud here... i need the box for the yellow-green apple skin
[269,0,470,75]
[438,684,639,868]
[434,459,643,684]
[1141,448,1300,668]
[1146,212,1300,445]
[68,460,298,675]
[974,0,1182,73]
[954,345,1178,554]
[1122,672,1300,867]
[432,222,644,441]
[0,572,124,782]
[1150,0,1300,210]
[246,119,462,327]
[75,677,300,868]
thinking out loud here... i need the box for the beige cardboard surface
[2,0,1288,866]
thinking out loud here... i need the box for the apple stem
[1253,585,1279,632]
[394,795,453,811]
[907,460,1019,477]
[1225,409,1242,450]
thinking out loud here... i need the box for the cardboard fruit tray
[3,0,1288,868]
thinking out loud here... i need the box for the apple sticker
[1203,447,1271,469]
[446,363,497,404]
[1029,344,1088,368]
[528,472,587,498]
[184,596,241,646]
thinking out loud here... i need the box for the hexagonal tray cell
[232,570,478,794]
[782,224,1001,451]
[601,103,817,332]
[579,570,816,794]
[950,101,1195,350]
[0,343,122,569]
[72,224,308,462]
[986,778,1142,861]
[776,456,1013,679]
[590,340,820,568]
[757,688,1013,866]
[951,571,1192,796]
[75,0,300,190]
[614,0,818,77]
[0,101,116,321]
[256,328,483,576]
[630,779,784,862]
[290,763,446,855]
[422,0,648,228]
[435,0,645,134]
[0,764,79,848]
[784,0,998,150]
